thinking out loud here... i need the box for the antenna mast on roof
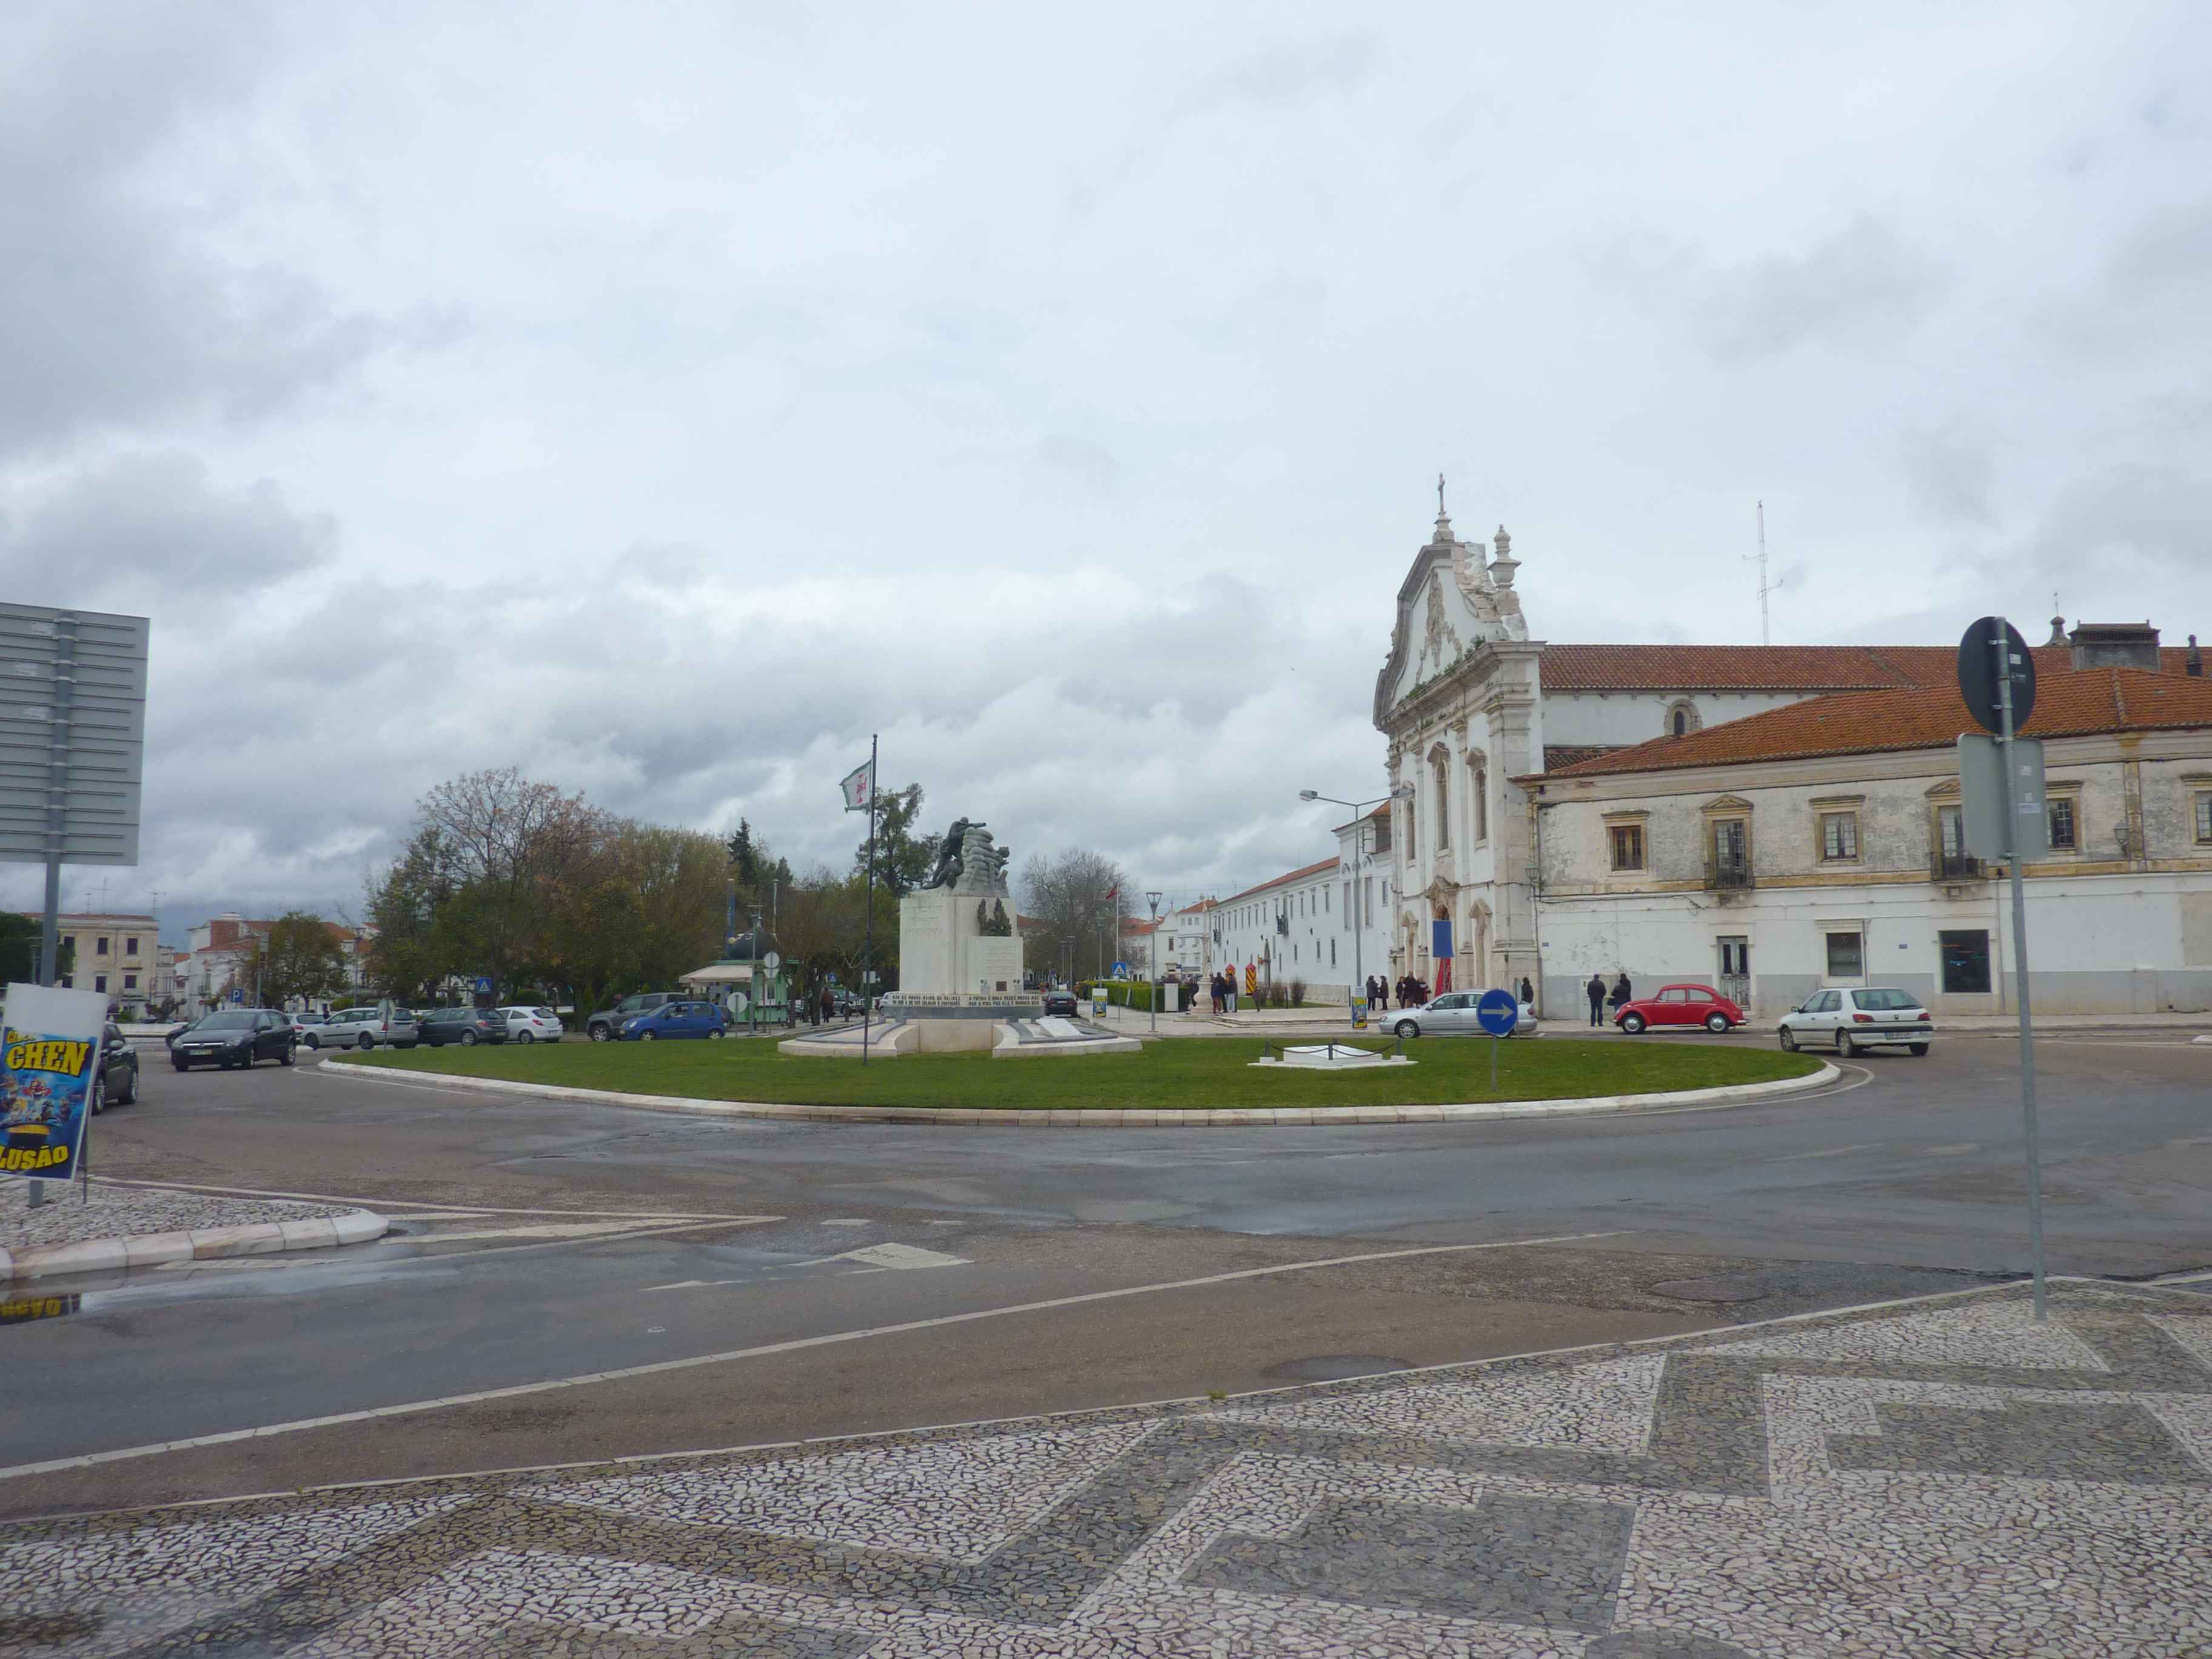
[1744,500,1780,646]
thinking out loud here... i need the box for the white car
[498,1005,564,1044]
[1777,987,1934,1057]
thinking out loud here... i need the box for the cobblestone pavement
[1,1181,360,1254]
[4,1282,2208,1657]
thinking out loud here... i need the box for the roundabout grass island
[338,1036,1825,1115]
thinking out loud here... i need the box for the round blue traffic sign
[1475,988,1520,1036]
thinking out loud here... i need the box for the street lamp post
[1299,785,1415,1027]
[1145,891,1162,1032]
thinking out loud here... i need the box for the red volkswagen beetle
[1614,983,1745,1034]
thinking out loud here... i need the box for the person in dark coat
[1610,972,1632,1011]
[1586,972,1606,1027]
[1518,976,1534,1011]
[820,986,836,1024]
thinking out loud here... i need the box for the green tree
[250,913,349,1007]
[861,784,940,899]
[0,915,74,985]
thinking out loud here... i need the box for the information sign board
[0,604,148,867]
[1959,733,2047,862]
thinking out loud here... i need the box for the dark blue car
[618,999,729,1041]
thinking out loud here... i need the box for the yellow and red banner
[2,983,107,1181]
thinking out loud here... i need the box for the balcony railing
[1932,852,1983,881]
[1708,860,1754,892]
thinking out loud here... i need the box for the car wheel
[641,1031,657,1042]
[357,1033,375,1050]
[305,1034,320,1050]
[517,1030,534,1044]
[1621,1012,1646,1034]
[589,1025,609,1042]
[1908,1042,1929,1057]
[1778,1027,1798,1052]
[706,1029,723,1040]
[279,1042,295,1067]
[1704,1013,1730,1033]
[1393,1020,1418,1039]
[460,1030,478,1046]
[118,1068,138,1105]
[173,1058,191,1071]
[1837,1031,1857,1058]
[90,1076,106,1115]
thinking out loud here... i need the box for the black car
[172,1008,297,1070]
[1041,987,1079,1017]
[93,1022,139,1112]
[417,1005,510,1047]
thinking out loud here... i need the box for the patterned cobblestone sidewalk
[4,1281,2207,1657]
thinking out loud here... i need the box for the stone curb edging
[0,1207,388,1285]
[320,1056,1840,1128]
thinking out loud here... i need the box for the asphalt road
[3,1030,2205,1519]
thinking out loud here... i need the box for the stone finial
[1487,525,1519,589]
[2047,613,2066,646]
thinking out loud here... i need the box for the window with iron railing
[1708,819,1752,889]
[1932,805,1981,879]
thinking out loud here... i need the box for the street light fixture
[1299,785,1415,1027]
[1144,890,1164,1033]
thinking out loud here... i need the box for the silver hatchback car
[1777,987,1934,1057]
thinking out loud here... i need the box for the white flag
[840,759,875,812]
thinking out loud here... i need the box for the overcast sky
[4,1,2207,940]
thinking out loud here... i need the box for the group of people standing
[1205,971,1240,1015]
[1361,976,1428,1011]
[1586,971,1634,1026]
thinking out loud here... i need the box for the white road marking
[1924,1144,1979,1155]
[91,1175,773,1223]
[389,1221,665,1245]
[0,1229,1631,1483]
[820,1218,871,1226]
[1761,1141,1883,1164]
[839,1241,970,1270]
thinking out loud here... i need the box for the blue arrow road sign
[1475,988,1520,1037]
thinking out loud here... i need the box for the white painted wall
[1537,690,1810,748]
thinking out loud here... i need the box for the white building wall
[1538,691,1809,748]
[1532,734,2212,1017]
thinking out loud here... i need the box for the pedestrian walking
[1586,972,1606,1027]
[1518,976,1534,1011]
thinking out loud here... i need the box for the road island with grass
[338,1034,1823,1112]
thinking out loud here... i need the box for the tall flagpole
[861,732,877,1067]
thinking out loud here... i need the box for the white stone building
[1529,663,2212,1016]
[1370,494,2210,1014]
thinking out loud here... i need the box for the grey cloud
[1182,34,1379,114]
[0,450,335,604]
[0,4,398,460]
[1603,218,1944,361]
[1899,424,1997,525]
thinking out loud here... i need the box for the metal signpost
[1,605,147,1210]
[1957,615,2048,1319]
[1475,988,1519,1090]
[0,605,149,976]
[760,950,781,1034]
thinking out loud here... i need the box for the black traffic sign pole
[1962,615,2046,1320]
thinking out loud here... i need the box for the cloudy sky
[4,1,2207,939]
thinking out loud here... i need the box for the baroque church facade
[1372,500,2212,1014]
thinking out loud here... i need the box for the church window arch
[1466,748,1489,843]
[1666,700,1701,739]
[1428,745,1452,850]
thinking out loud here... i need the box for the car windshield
[1854,989,1921,1011]
[199,1011,256,1030]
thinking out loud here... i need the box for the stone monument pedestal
[777,816,1137,1061]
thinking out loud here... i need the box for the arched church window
[1431,751,1451,850]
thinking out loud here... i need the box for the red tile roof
[1536,643,2194,693]
[1215,856,1342,907]
[1537,666,2212,779]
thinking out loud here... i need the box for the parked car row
[1378,979,1934,1059]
